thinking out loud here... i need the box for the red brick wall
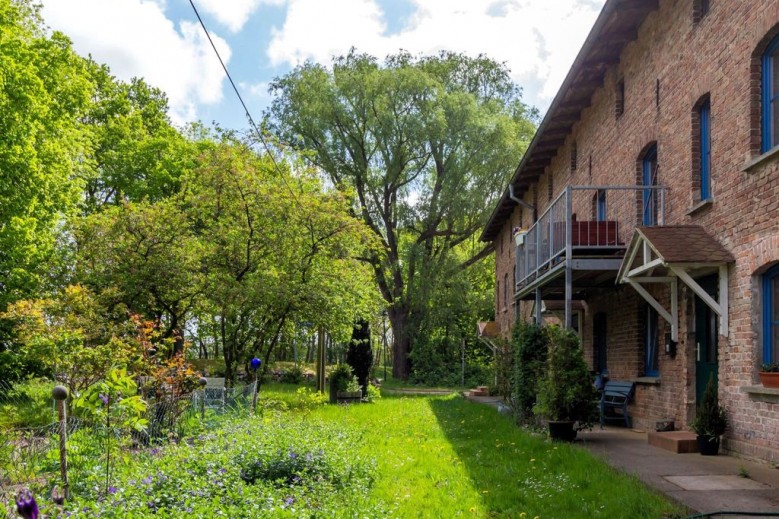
[493,0,779,461]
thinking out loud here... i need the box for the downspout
[509,184,534,212]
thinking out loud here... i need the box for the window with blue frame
[642,145,658,225]
[762,35,779,152]
[699,100,711,200]
[596,190,607,221]
[644,306,659,377]
[763,264,779,363]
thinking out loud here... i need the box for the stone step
[647,431,699,453]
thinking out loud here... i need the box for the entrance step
[647,431,699,453]
[470,386,490,397]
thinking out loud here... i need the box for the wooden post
[52,385,69,500]
[316,327,326,393]
[198,377,207,421]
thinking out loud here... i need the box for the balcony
[515,185,666,302]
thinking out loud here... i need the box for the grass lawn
[1,383,684,518]
[308,392,683,518]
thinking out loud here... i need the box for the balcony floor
[515,248,625,301]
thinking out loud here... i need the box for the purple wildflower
[219,468,227,474]
[142,476,153,485]
[108,486,118,494]
[284,497,295,507]
[15,489,39,519]
[150,448,159,456]
[289,451,298,460]
[99,393,109,405]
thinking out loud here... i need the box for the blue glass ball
[251,358,261,370]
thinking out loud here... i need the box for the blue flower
[15,489,39,519]
[108,486,118,494]
[142,476,153,485]
[99,394,109,406]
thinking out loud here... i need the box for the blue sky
[40,0,605,130]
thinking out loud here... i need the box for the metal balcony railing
[515,185,667,289]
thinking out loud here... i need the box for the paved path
[579,427,779,517]
[463,392,779,517]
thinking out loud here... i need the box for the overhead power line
[188,0,300,200]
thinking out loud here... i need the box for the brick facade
[489,0,779,462]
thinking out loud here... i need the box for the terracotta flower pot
[759,372,779,388]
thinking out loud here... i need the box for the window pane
[773,322,779,364]
[773,276,779,322]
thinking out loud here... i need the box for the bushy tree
[268,50,537,378]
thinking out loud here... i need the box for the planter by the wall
[696,435,720,456]
[336,390,362,404]
[547,421,577,442]
[758,372,779,388]
[514,232,527,246]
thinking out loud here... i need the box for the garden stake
[250,358,261,414]
[52,385,69,500]
[198,377,207,421]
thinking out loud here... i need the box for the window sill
[685,199,713,216]
[634,377,661,386]
[742,146,779,173]
[743,385,779,402]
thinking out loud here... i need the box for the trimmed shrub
[511,321,548,424]
[533,326,598,429]
[346,319,372,395]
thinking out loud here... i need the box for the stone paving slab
[664,475,769,491]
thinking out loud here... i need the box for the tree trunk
[390,310,412,379]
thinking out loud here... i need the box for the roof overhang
[480,0,660,242]
[617,226,735,341]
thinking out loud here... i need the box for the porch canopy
[617,225,734,342]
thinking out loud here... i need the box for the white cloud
[266,0,604,110]
[267,0,387,67]
[40,0,231,124]
[195,0,285,33]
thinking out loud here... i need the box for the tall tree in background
[0,0,92,310]
[268,50,536,378]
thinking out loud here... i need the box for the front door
[695,275,719,405]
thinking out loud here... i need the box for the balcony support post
[565,186,573,329]
[535,288,542,325]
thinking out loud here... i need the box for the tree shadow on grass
[427,396,682,519]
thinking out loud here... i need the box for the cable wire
[187,0,300,202]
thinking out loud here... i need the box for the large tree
[268,50,536,378]
[0,0,93,310]
[184,137,379,384]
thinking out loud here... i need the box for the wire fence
[0,380,256,507]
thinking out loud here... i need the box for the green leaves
[268,50,538,376]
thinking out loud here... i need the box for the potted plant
[328,363,354,404]
[691,374,727,455]
[337,376,363,403]
[759,361,779,388]
[513,226,528,246]
[533,326,598,441]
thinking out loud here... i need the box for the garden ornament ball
[198,377,208,387]
[251,357,261,371]
[52,385,68,401]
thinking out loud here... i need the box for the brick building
[482,0,779,462]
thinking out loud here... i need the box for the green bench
[599,380,635,428]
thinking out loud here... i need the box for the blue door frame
[642,145,658,226]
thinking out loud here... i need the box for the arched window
[762,35,779,152]
[763,264,779,363]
